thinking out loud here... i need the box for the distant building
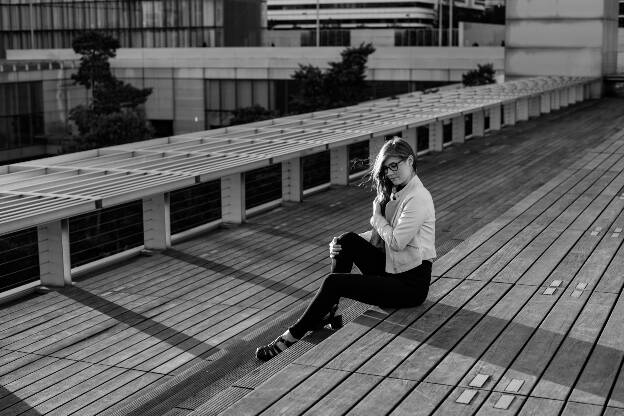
[266,0,487,46]
[0,0,267,57]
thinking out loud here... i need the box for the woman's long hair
[368,137,417,214]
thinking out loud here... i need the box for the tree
[289,43,376,114]
[229,105,278,126]
[67,31,153,151]
[462,63,496,87]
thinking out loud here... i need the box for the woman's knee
[336,232,359,249]
[321,273,349,292]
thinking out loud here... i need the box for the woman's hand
[329,237,341,258]
[372,196,383,218]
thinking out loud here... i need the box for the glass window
[215,0,223,26]
[164,0,177,27]
[203,0,214,26]
[191,0,202,26]
[252,80,269,108]
[236,80,252,109]
[206,80,220,111]
[221,80,236,111]
[179,0,190,26]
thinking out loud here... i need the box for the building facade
[0,0,266,57]
[266,0,486,46]
[1,46,504,162]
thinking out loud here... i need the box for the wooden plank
[422,285,534,387]
[517,396,564,415]
[74,372,167,416]
[390,282,510,382]
[344,378,416,415]
[43,369,148,416]
[560,401,602,416]
[219,363,317,416]
[531,292,617,401]
[567,294,624,406]
[302,372,381,415]
[389,381,453,416]
[336,279,478,377]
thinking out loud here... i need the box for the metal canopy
[0,75,593,234]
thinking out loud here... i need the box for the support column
[590,79,602,99]
[568,86,577,103]
[489,105,502,131]
[576,85,584,102]
[472,111,485,137]
[429,121,443,151]
[540,92,551,113]
[516,98,529,121]
[528,96,540,118]
[143,193,171,250]
[503,103,516,126]
[38,220,72,287]
[282,157,302,202]
[330,146,349,185]
[551,90,561,110]
[369,136,385,162]
[559,88,569,107]
[221,173,245,224]
[451,115,465,144]
[404,127,417,153]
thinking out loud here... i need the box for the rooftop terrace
[1,87,624,415]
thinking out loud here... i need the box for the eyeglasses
[382,160,405,174]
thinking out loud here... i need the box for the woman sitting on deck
[256,137,436,361]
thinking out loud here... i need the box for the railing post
[330,146,350,185]
[528,96,540,118]
[576,85,584,102]
[559,88,569,107]
[369,136,385,162]
[221,173,245,224]
[568,86,576,103]
[489,105,502,131]
[503,103,516,126]
[282,157,303,202]
[38,219,72,287]
[472,111,485,137]
[429,121,443,151]
[452,115,465,144]
[516,98,529,121]
[143,193,171,250]
[405,127,417,153]
[551,89,561,110]
[540,93,551,113]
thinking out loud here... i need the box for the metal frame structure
[0,75,601,289]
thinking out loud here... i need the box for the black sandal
[256,335,295,361]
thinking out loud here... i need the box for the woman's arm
[370,190,431,250]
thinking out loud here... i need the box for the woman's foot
[256,330,298,361]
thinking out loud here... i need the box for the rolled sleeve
[371,193,428,251]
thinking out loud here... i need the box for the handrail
[0,75,602,290]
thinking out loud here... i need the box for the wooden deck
[1,97,624,416]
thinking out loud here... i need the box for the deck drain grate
[469,374,490,388]
[494,394,515,409]
[456,389,478,404]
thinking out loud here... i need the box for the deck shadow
[163,248,315,299]
[348,296,623,405]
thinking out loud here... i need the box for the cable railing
[0,75,602,297]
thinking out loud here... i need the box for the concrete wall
[505,0,619,78]
[9,47,504,83]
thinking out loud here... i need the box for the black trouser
[289,232,431,339]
